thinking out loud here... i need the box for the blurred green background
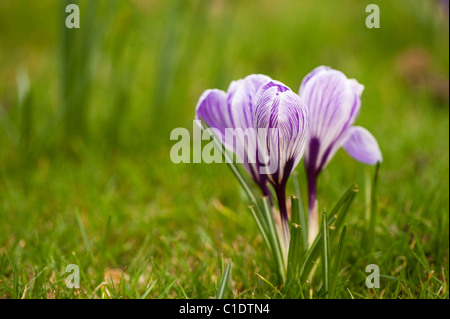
[0,0,448,298]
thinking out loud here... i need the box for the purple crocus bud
[254,81,309,246]
[299,66,382,243]
[195,74,273,197]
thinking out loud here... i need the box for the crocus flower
[254,81,308,246]
[196,77,309,248]
[195,74,273,197]
[299,66,382,243]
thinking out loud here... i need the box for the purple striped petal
[300,66,364,173]
[195,89,231,147]
[195,76,274,192]
[226,75,272,186]
[254,81,308,186]
[227,74,272,129]
[343,126,382,164]
[300,65,331,89]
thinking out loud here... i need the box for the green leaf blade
[216,261,232,299]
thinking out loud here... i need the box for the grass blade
[141,278,157,299]
[261,197,286,283]
[328,183,358,232]
[249,206,272,254]
[74,210,93,261]
[321,210,330,298]
[256,273,284,297]
[157,279,176,299]
[216,261,232,299]
[287,196,304,280]
[367,162,380,252]
[298,184,357,282]
[329,225,347,299]
[292,172,308,247]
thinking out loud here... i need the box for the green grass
[0,0,448,299]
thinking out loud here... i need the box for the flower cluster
[195,66,382,261]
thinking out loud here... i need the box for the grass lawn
[0,0,448,299]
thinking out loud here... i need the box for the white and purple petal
[343,126,382,164]
[226,75,272,180]
[254,81,308,186]
[195,89,231,147]
[195,75,274,193]
[300,66,364,173]
[228,74,272,129]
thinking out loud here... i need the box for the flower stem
[275,185,290,250]
[260,182,273,206]
[307,173,317,213]
[307,173,319,245]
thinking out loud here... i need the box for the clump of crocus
[299,66,382,244]
[254,81,308,247]
[196,76,308,250]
